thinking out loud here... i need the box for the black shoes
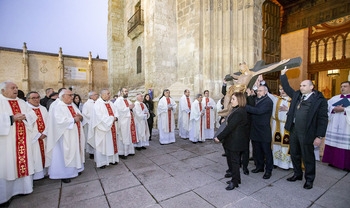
[100,165,106,169]
[120,155,127,159]
[136,147,142,151]
[225,173,232,178]
[303,181,313,189]
[243,168,249,175]
[61,179,71,183]
[110,162,118,165]
[227,179,241,184]
[286,175,303,182]
[251,168,264,173]
[141,146,147,149]
[263,172,271,179]
[226,182,239,190]
[222,153,227,157]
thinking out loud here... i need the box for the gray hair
[88,91,96,98]
[0,81,12,94]
[26,91,39,100]
[196,93,202,98]
[59,89,68,100]
[100,89,109,96]
[259,85,268,92]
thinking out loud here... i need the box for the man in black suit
[246,85,273,179]
[280,67,328,189]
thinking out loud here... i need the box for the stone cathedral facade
[108,0,265,99]
[108,0,350,100]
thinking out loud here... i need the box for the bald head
[300,80,314,94]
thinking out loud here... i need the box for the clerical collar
[340,94,350,98]
[26,101,40,109]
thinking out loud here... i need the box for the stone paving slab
[4,130,350,208]
[60,180,104,206]
[160,191,215,208]
[143,177,190,202]
[107,185,157,208]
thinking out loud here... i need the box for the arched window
[137,46,142,74]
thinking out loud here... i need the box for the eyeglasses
[29,97,40,100]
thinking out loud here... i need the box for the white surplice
[189,100,206,142]
[178,95,192,139]
[27,102,48,180]
[82,99,95,154]
[46,100,85,179]
[216,100,223,128]
[201,97,216,139]
[268,93,293,169]
[157,96,177,144]
[0,94,37,203]
[325,94,350,149]
[133,101,150,148]
[114,97,135,156]
[88,98,119,167]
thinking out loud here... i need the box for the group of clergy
[0,82,151,204]
[176,89,216,143]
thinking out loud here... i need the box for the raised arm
[280,67,296,98]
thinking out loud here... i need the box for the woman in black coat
[214,92,249,190]
[143,94,155,140]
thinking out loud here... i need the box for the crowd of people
[0,69,349,204]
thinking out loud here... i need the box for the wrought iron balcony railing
[127,9,144,35]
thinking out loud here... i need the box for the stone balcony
[127,9,144,39]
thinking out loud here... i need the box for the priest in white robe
[157,89,177,144]
[46,89,85,183]
[114,88,136,159]
[134,94,150,150]
[88,89,119,168]
[323,81,350,170]
[178,89,192,139]
[267,85,293,169]
[202,90,216,139]
[26,91,49,180]
[0,81,37,204]
[189,94,206,143]
[82,91,99,159]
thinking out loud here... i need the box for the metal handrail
[127,9,144,34]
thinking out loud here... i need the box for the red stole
[205,98,211,129]
[8,100,29,178]
[67,106,81,154]
[105,103,118,154]
[32,108,46,168]
[199,102,203,139]
[140,103,145,111]
[123,99,137,143]
[186,97,191,119]
[166,98,172,132]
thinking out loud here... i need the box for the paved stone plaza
[5,130,350,208]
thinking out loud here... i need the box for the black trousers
[240,150,249,170]
[252,141,273,173]
[226,150,241,185]
[290,126,315,182]
[147,117,154,139]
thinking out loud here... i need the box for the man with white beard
[178,89,192,139]
[114,88,136,159]
[189,94,206,143]
[0,81,37,204]
[133,93,150,150]
[82,91,99,159]
[202,90,216,139]
[46,89,85,183]
[157,89,177,145]
[88,89,119,168]
[26,91,49,180]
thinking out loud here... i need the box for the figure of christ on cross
[219,57,302,117]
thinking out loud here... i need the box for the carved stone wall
[0,45,108,100]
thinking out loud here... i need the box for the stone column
[58,47,64,88]
[22,42,29,92]
[88,51,93,91]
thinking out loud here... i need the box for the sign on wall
[64,67,87,80]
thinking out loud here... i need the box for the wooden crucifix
[219,57,302,117]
